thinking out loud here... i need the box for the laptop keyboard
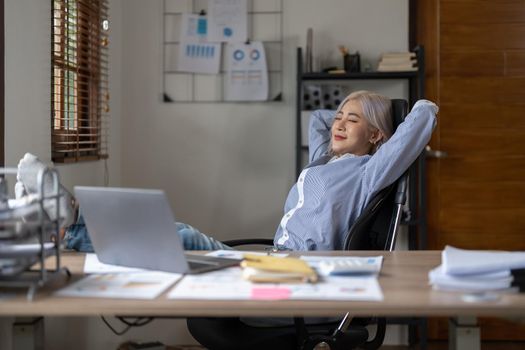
[184,254,240,273]
[187,260,218,269]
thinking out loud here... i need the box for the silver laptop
[74,186,239,274]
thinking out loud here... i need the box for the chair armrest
[222,238,274,247]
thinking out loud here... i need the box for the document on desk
[205,250,288,260]
[167,267,383,301]
[84,253,148,274]
[301,256,383,276]
[55,272,182,299]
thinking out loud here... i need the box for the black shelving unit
[295,46,428,348]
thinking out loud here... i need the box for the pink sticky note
[251,287,291,300]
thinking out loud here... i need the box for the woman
[274,90,436,250]
[16,91,437,252]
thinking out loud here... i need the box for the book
[377,52,417,72]
[381,52,416,59]
[240,254,318,283]
[379,57,417,65]
[377,64,418,72]
[377,57,417,72]
[377,62,417,72]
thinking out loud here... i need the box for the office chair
[187,99,410,350]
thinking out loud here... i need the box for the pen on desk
[216,252,236,258]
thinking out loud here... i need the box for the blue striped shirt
[274,100,438,250]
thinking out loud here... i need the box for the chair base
[187,317,369,350]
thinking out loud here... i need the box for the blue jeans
[64,213,94,252]
[64,213,232,252]
[176,222,233,251]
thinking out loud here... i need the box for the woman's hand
[412,99,439,115]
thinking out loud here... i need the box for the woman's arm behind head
[308,109,336,163]
[363,100,438,194]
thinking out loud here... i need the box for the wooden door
[1,0,4,167]
[416,0,525,340]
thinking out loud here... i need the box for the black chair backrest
[344,99,408,251]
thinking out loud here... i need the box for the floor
[162,342,525,350]
[385,342,525,350]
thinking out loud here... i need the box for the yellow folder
[241,254,318,283]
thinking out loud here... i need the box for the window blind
[51,0,109,163]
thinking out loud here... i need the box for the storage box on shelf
[0,167,70,300]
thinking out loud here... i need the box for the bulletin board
[162,0,283,103]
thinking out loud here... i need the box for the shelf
[300,71,418,81]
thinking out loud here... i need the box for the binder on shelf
[377,51,418,72]
[300,111,311,147]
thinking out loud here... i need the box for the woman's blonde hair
[333,90,393,154]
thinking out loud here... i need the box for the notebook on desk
[74,186,239,274]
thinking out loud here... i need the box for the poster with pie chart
[225,42,269,101]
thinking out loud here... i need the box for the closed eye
[346,112,361,120]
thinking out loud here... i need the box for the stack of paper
[429,246,525,292]
[377,52,417,72]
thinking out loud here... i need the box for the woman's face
[331,100,377,156]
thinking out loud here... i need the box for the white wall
[4,0,409,348]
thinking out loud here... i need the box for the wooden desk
[1,251,525,319]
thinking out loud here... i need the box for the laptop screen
[74,186,191,273]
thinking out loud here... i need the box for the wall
[4,0,410,348]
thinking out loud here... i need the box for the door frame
[1,0,4,167]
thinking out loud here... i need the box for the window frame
[51,0,109,163]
